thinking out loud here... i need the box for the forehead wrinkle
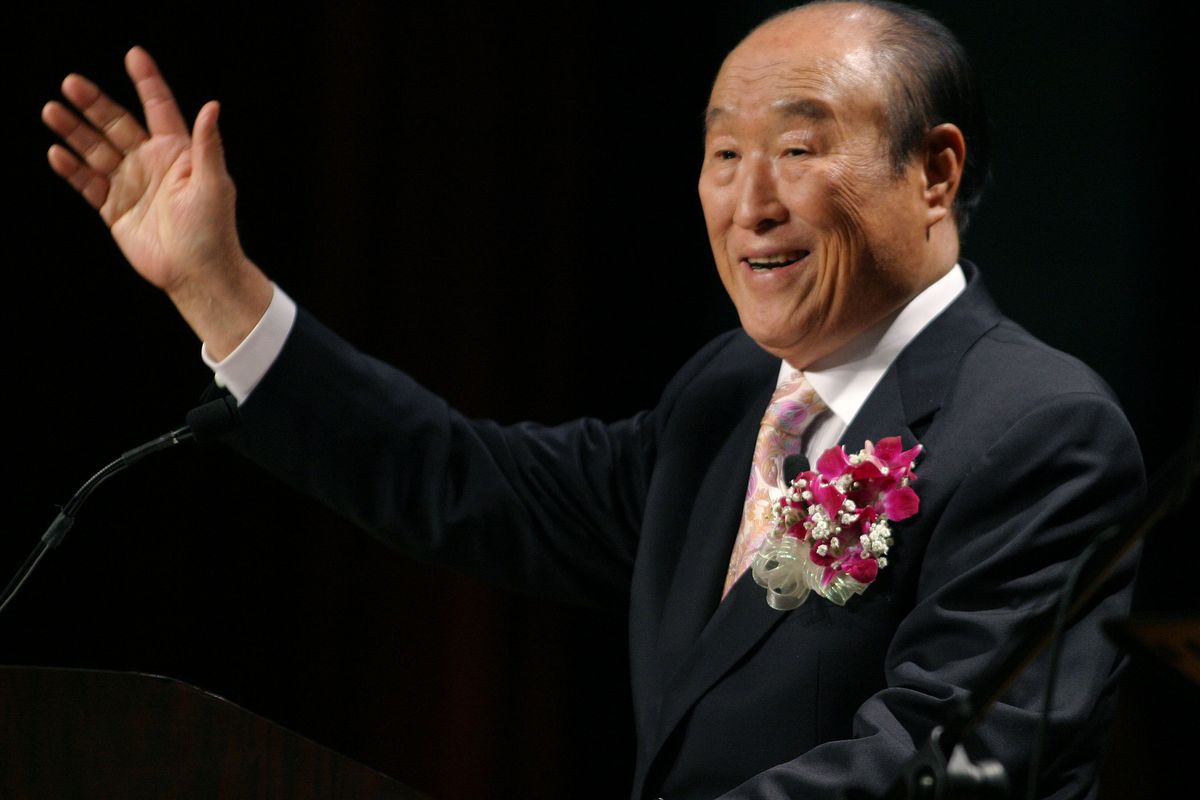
[720,57,794,83]
[715,60,832,98]
[705,85,838,138]
[707,70,830,132]
[786,52,879,97]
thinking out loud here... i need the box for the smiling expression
[699,4,954,368]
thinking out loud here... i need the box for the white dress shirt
[201,285,298,403]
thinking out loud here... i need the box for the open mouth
[744,251,809,271]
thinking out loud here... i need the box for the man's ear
[922,123,966,228]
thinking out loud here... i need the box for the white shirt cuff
[200,284,297,404]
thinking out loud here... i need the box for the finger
[191,100,226,182]
[47,144,110,211]
[42,100,124,176]
[125,46,189,138]
[60,73,149,155]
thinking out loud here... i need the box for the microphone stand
[0,396,239,617]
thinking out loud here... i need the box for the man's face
[699,6,938,367]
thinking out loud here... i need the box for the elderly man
[42,1,1142,798]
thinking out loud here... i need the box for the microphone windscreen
[185,395,241,442]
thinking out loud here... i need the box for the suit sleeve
[222,308,657,609]
[716,390,1145,800]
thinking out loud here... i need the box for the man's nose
[732,156,787,231]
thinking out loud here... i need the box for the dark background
[5,1,1193,798]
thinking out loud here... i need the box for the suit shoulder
[649,329,775,431]
[658,329,770,398]
[931,317,1140,476]
[957,318,1122,406]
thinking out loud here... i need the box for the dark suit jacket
[226,262,1144,799]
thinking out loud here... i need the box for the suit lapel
[653,367,775,676]
[839,367,917,454]
[652,561,792,750]
[891,260,1004,431]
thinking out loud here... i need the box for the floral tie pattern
[723,371,827,599]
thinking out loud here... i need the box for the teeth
[747,251,807,269]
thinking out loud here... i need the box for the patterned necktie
[722,370,828,599]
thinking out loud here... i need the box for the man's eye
[715,149,738,160]
[784,147,809,157]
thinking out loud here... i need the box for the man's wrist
[169,257,274,360]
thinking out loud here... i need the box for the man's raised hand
[43,46,271,359]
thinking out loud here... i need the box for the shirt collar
[777,263,967,429]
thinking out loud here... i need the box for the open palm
[43,47,242,294]
[43,46,271,358]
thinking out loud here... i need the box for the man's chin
[741,325,814,368]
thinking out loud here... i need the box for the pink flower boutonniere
[751,436,923,610]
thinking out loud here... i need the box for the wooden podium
[0,665,430,799]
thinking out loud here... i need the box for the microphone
[121,394,241,466]
[0,396,241,616]
[185,393,241,443]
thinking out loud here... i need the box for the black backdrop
[6,2,1193,798]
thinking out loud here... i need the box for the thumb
[192,100,227,181]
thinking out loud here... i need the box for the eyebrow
[703,97,833,135]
